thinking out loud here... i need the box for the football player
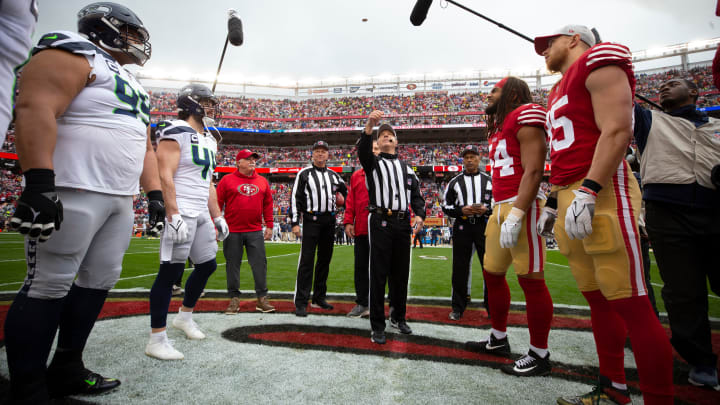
[0,0,37,144]
[5,2,163,402]
[465,77,553,377]
[144,83,229,361]
[534,26,673,404]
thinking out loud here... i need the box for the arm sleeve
[713,44,720,91]
[408,170,426,220]
[633,103,653,155]
[357,132,375,174]
[441,179,463,218]
[263,179,273,227]
[343,175,356,226]
[216,177,227,213]
[290,170,306,226]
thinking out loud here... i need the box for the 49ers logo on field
[237,183,259,196]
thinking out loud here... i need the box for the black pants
[640,232,659,317]
[294,214,335,308]
[413,234,423,248]
[354,235,370,307]
[368,212,411,332]
[645,200,720,368]
[451,221,486,314]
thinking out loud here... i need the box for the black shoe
[501,350,551,377]
[47,368,121,398]
[389,318,412,334]
[371,331,386,344]
[295,306,307,317]
[449,311,462,321]
[465,333,511,357]
[310,299,334,310]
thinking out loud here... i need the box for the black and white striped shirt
[358,133,426,218]
[290,165,347,225]
[442,171,493,219]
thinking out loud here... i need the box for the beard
[485,101,498,115]
[545,47,569,73]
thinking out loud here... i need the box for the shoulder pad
[516,104,547,126]
[156,120,196,139]
[33,31,112,60]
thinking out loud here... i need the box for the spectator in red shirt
[216,149,275,314]
[343,140,379,318]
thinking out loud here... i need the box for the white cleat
[145,338,184,360]
[172,312,206,340]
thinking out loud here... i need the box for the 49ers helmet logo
[238,183,259,196]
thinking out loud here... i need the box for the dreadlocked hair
[486,76,534,136]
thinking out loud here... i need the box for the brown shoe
[256,296,276,313]
[225,297,241,314]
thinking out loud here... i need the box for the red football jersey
[545,42,636,186]
[488,103,547,201]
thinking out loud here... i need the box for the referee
[442,145,492,320]
[290,140,347,317]
[359,110,425,344]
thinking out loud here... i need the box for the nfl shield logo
[381,221,387,227]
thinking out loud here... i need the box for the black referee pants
[368,213,411,332]
[354,235,370,307]
[451,221,486,314]
[294,214,335,308]
[645,200,720,368]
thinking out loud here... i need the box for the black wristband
[23,169,55,193]
[581,179,603,194]
[545,196,558,210]
[147,190,163,202]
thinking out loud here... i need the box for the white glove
[537,207,558,237]
[500,207,524,248]
[168,214,189,244]
[565,189,596,240]
[214,216,229,241]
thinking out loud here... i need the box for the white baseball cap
[534,25,596,55]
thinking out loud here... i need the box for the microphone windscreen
[410,0,433,26]
[228,9,244,46]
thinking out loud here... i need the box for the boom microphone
[410,0,433,26]
[228,9,244,46]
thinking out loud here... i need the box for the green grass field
[1,232,718,317]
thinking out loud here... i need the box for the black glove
[9,169,63,242]
[146,190,165,237]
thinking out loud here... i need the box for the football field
[1,232,718,317]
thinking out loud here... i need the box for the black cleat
[48,369,121,398]
[501,350,551,377]
[295,305,308,317]
[310,299,334,310]
[371,331,386,344]
[389,318,412,334]
[465,333,511,357]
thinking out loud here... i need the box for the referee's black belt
[458,215,485,225]
[368,207,409,219]
[303,212,335,219]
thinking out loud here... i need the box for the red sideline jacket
[343,168,370,236]
[216,169,273,233]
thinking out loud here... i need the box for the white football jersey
[26,30,151,195]
[156,120,217,217]
[0,0,38,141]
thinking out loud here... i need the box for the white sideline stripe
[0,253,299,286]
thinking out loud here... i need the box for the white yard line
[0,252,299,287]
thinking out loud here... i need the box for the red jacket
[343,169,370,236]
[216,169,273,233]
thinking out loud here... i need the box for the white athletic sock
[529,344,548,358]
[611,381,628,391]
[150,330,167,343]
[178,309,193,322]
[490,328,507,340]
